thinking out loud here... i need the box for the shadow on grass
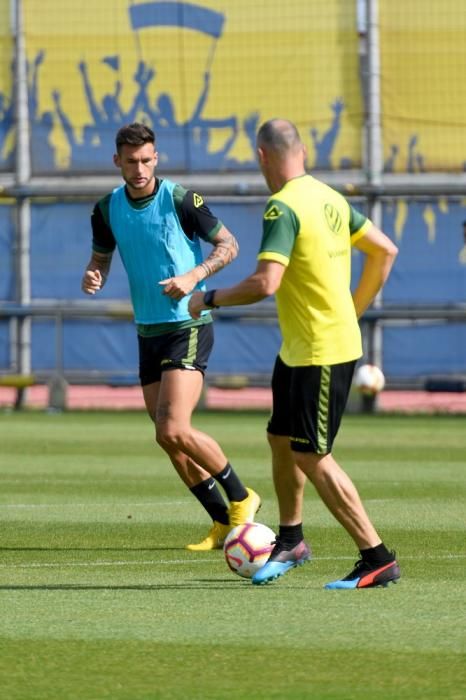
[0,579,249,591]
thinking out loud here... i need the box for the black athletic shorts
[267,355,357,454]
[138,323,214,386]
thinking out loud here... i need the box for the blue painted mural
[1,197,465,379]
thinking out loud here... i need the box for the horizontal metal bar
[2,172,466,199]
[1,301,466,322]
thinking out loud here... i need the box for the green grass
[0,410,465,699]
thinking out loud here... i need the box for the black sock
[190,478,229,525]
[278,523,304,548]
[215,463,248,502]
[360,542,393,566]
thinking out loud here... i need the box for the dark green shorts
[267,355,357,454]
[138,323,214,386]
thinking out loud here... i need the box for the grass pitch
[0,410,465,699]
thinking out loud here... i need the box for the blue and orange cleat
[252,538,311,585]
[324,556,400,590]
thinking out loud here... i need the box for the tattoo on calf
[156,402,171,421]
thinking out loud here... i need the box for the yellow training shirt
[257,174,371,366]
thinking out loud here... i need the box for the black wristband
[203,289,219,309]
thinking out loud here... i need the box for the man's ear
[113,153,120,168]
[257,146,266,165]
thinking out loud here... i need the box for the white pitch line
[0,554,465,571]
[0,502,187,509]
[0,558,214,570]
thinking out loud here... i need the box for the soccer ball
[354,363,385,396]
[223,522,276,579]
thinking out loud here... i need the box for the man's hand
[188,291,208,320]
[159,271,198,300]
[82,269,103,295]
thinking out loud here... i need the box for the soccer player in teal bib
[82,123,260,551]
[189,119,401,589]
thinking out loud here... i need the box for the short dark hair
[115,123,155,153]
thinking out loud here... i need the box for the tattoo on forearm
[201,232,238,277]
[200,262,211,278]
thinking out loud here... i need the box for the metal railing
[1,300,466,408]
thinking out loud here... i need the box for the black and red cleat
[325,556,400,589]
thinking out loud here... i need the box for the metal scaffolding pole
[12,0,32,405]
[364,0,384,372]
[366,0,383,191]
[355,0,384,412]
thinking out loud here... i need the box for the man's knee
[156,423,187,451]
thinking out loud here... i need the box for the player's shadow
[0,580,243,591]
[0,581,311,591]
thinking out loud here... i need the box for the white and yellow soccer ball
[354,363,386,396]
[223,522,276,579]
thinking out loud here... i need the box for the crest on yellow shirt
[324,203,342,233]
[264,204,283,220]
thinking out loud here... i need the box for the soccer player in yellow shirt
[189,119,400,589]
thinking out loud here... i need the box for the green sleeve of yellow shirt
[257,199,299,265]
